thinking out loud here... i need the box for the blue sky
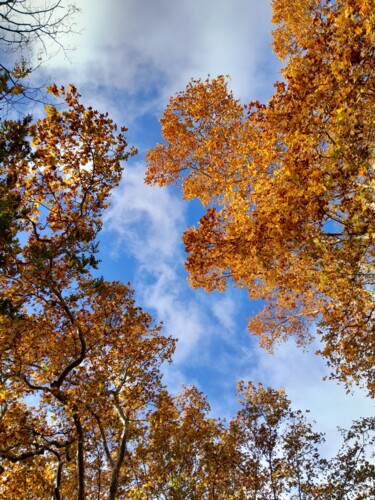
[31,0,373,457]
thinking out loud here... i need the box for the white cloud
[42,0,276,108]
[210,294,237,332]
[104,161,214,362]
[103,162,241,368]
[104,161,185,264]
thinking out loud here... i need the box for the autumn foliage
[0,83,372,498]
[0,0,374,497]
[146,0,375,395]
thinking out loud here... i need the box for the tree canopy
[146,0,375,395]
[0,0,374,496]
[0,80,372,498]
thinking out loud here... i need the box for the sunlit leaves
[1,85,136,303]
[146,0,375,395]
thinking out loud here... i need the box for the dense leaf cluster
[147,0,375,396]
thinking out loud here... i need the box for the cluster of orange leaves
[146,0,375,395]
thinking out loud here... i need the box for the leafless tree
[0,0,79,56]
[0,1,79,111]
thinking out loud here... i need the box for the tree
[315,417,375,499]
[226,384,375,499]
[146,0,375,395]
[124,380,374,499]
[130,386,231,499]
[226,382,326,499]
[0,278,175,499]
[0,84,176,498]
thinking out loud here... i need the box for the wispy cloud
[41,0,277,112]
[104,162,242,371]
[104,161,184,263]
[104,161,211,363]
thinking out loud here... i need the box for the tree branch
[73,411,85,500]
[108,398,128,500]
